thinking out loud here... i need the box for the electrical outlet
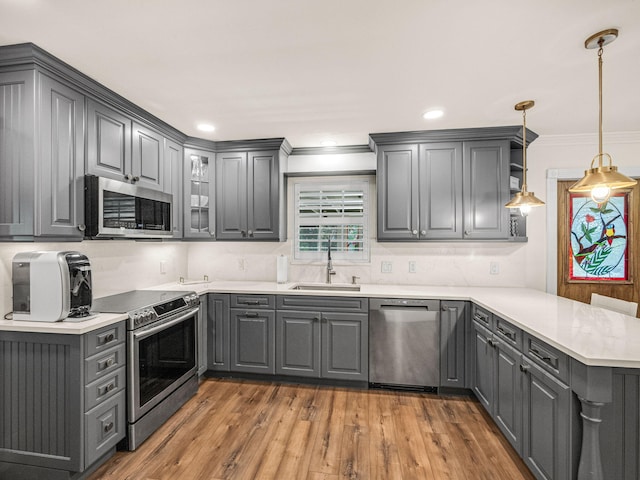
[409,261,417,273]
[381,261,393,273]
[160,260,167,274]
[490,261,500,275]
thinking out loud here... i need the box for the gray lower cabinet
[198,294,208,375]
[207,293,231,371]
[440,300,467,387]
[521,358,571,480]
[184,148,215,239]
[494,340,523,453]
[229,294,276,374]
[0,70,85,240]
[0,323,126,477]
[471,320,495,411]
[275,296,369,382]
[276,310,321,377]
[216,148,284,241]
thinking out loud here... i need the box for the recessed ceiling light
[197,123,215,132]
[422,109,444,120]
[320,140,337,147]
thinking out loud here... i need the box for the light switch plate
[381,261,392,273]
[409,261,417,273]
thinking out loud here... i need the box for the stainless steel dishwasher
[369,298,440,391]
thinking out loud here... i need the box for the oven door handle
[133,306,199,341]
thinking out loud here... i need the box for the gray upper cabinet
[0,69,86,240]
[371,127,534,242]
[87,101,166,192]
[164,139,183,238]
[87,99,132,182]
[377,145,418,240]
[462,140,510,239]
[216,148,284,241]
[184,148,215,239]
[131,122,163,191]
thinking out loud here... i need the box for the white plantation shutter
[294,180,369,261]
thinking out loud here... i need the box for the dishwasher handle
[369,298,440,311]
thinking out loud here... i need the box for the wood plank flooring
[89,378,535,480]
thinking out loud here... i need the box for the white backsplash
[187,241,527,287]
[0,241,188,317]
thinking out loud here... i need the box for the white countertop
[2,280,639,369]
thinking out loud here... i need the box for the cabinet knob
[241,230,247,237]
[519,364,530,373]
[420,230,426,236]
[77,224,86,232]
[464,230,471,236]
[412,230,418,235]
[209,230,215,236]
[103,422,114,433]
[132,176,140,182]
[248,230,253,237]
[124,174,133,181]
[104,333,115,343]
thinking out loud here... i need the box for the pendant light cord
[522,108,527,192]
[598,39,604,161]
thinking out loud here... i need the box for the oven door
[128,306,198,422]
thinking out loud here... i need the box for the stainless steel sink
[289,283,361,292]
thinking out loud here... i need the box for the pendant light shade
[505,100,545,216]
[569,29,636,202]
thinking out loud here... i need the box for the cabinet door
[164,139,183,238]
[198,294,208,376]
[184,149,215,239]
[230,308,275,374]
[0,71,35,237]
[440,301,466,387]
[462,140,510,239]
[216,151,248,240]
[37,73,85,238]
[471,320,494,413]
[377,145,418,240]
[521,359,571,480]
[247,151,279,240]
[321,312,368,381]
[276,311,321,377]
[87,99,131,182]
[494,341,522,453]
[208,294,230,371]
[418,143,463,239]
[131,122,163,191]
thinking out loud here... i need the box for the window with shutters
[294,179,370,262]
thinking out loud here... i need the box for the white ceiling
[1,0,639,147]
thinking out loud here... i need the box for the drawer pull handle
[101,383,116,395]
[104,333,115,343]
[474,312,488,323]
[529,348,555,365]
[497,326,514,340]
[101,358,115,370]
[103,422,114,433]
[245,312,259,318]
[243,301,261,305]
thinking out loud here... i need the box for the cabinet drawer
[523,333,569,383]
[85,366,126,412]
[84,322,125,357]
[277,295,368,313]
[85,391,126,467]
[472,304,493,330]
[230,294,275,309]
[84,343,126,384]
[494,317,522,351]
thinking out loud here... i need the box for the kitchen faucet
[326,237,336,284]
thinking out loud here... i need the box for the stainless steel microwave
[84,175,172,238]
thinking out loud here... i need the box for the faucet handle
[351,275,360,285]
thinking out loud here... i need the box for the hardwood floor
[89,378,535,480]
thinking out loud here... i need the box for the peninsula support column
[570,360,613,480]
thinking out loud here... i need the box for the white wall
[0,241,188,317]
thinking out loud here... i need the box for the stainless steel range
[92,290,200,450]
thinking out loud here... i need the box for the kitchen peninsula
[2,282,639,480]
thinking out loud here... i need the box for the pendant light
[505,100,545,216]
[569,28,636,202]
